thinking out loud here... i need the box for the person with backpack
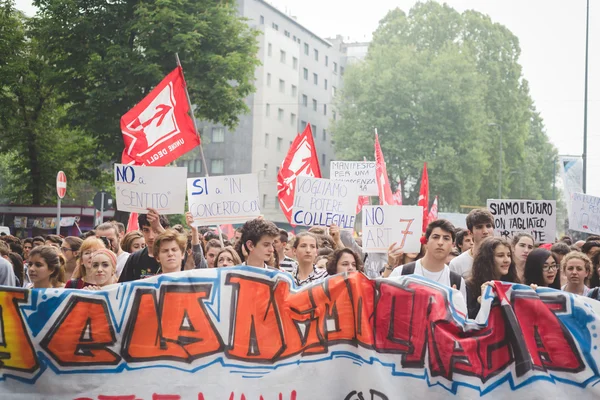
[387,219,467,301]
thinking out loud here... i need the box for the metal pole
[175,53,210,178]
[56,198,61,235]
[100,191,105,225]
[553,157,557,200]
[499,134,503,199]
[583,0,589,193]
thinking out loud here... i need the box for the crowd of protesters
[1,207,599,319]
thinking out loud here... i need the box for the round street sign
[56,171,67,199]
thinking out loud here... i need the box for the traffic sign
[93,191,114,212]
[56,171,67,199]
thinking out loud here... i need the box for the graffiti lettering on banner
[362,205,423,253]
[330,161,378,195]
[487,199,556,242]
[114,164,187,214]
[569,192,600,235]
[187,174,261,225]
[1,269,599,399]
[292,176,359,228]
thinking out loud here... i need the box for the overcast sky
[15,0,600,197]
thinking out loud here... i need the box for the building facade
[181,0,363,225]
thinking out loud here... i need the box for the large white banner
[114,164,187,214]
[362,205,423,253]
[292,176,359,228]
[2,268,600,399]
[487,199,556,243]
[187,173,261,225]
[330,160,378,195]
[569,192,600,235]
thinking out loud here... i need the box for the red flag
[374,133,394,205]
[219,224,235,240]
[417,162,429,231]
[277,124,321,223]
[428,195,438,223]
[392,181,403,205]
[126,212,139,233]
[356,195,370,214]
[121,66,200,166]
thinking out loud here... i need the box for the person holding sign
[450,209,495,279]
[292,232,328,286]
[388,219,467,300]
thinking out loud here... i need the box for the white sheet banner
[569,192,600,235]
[114,164,187,214]
[487,199,556,243]
[187,173,261,225]
[292,176,359,228]
[362,205,423,253]
[330,160,378,195]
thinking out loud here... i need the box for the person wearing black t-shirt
[119,209,171,282]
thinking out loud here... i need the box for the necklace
[419,262,445,282]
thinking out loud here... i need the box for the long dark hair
[589,252,600,289]
[325,248,364,276]
[524,248,561,289]
[468,237,520,300]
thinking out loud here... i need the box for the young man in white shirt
[389,219,467,300]
[449,208,495,279]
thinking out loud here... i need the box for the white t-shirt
[116,252,130,278]
[449,250,474,279]
[389,260,467,300]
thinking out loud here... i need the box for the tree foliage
[332,2,558,211]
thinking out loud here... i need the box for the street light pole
[583,0,590,193]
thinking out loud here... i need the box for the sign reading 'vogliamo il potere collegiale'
[1,268,599,399]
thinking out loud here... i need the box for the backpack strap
[449,271,462,290]
[590,287,600,300]
[400,261,417,276]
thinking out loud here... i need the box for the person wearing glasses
[524,248,561,289]
[60,236,83,281]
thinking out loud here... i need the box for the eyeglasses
[60,247,73,253]
[542,263,558,271]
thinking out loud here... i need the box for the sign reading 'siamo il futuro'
[487,199,556,242]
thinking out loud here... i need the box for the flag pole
[175,53,209,179]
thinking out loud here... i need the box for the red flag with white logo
[392,181,403,205]
[126,211,139,233]
[428,195,438,223]
[374,133,394,205]
[417,162,429,231]
[277,125,321,223]
[120,66,200,166]
[356,195,370,214]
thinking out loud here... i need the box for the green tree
[332,1,557,211]
[32,0,260,161]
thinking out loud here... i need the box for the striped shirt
[294,265,328,287]
[279,256,298,273]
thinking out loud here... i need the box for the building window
[322,129,327,141]
[264,133,270,147]
[325,55,329,66]
[276,166,280,176]
[267,43,272,57]
[312,124,317,136]
[277,137,283,151]
[323,104,327,115]
[301,120,307,130]
[293,57,298,70]
[290,113,296,126]
[274,196,278,208]
[333,110,336,120]
[263,163,268,177]
[312,99,317,111]
[304,43,309,55]
[266,73,271,87]
[262,194,267,208]
[313,73,318,85]
[303,68,308,80]
[340,66,345,75]
[272,22,278,31]
[194,160,203,174]
[260,15,264,24]
[278,108,284,121]
[280,50,286,63]
[324,79,328,90]
[297,38,301,44]
[279,79,285,93]
[332,86,336,97]
[314,49,319,61]
[211,127,225,143]
[291,84,297,96]
[293,35,297,41]
[333,61,338,73]
[266,103,270,116]
[302,95,307,106]
[211,159,224,175]
[284,30,290,37]
[321,154,326,166]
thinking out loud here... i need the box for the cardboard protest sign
[487,199,556,242]
[114,164,187,214]
[2,269,600,399]
[292,176,359,228]
[362,205,423,253]
[330,160,378,195]
[187,173,260,225]
[569,192,600,235]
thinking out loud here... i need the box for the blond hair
[73,237,106,279]
[561,251,592,274]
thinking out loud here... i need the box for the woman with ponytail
[27,246,65,288]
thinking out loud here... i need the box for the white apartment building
[184,0,363,226]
